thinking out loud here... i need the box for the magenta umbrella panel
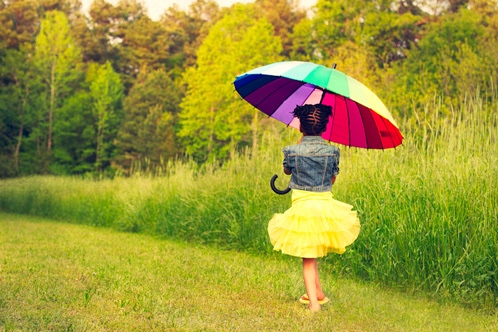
[233,61,403,149]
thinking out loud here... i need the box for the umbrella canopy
[233,61,403,149]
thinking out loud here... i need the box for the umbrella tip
[332,63,337,69]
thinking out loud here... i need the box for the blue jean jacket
[283,136,340,192]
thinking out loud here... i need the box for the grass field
[1,212,497,331]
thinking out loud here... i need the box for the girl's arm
[331,176,336,185]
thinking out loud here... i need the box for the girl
[268,104,361,311]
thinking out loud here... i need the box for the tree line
[0,0,497,177]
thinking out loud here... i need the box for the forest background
[0,0,497,176]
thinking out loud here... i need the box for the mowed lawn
[1,213,497,332]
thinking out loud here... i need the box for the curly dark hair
[292,104,333,136]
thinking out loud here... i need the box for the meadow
[1,213,497,331]
[1,94,497,308]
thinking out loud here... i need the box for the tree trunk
[96,109,106,175]
[96,117,101,174]
[48,62,55,150]
[15,121,23,170]
[96,135,100,174]
[208,105,214,155]
[14,76,28,171]
[36,136,40,156]
[99,124,104,175]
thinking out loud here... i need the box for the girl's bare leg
[302,260,326,301]
[314,260,326,300]
[303,258,320,311]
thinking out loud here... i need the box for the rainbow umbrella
[233,61,403,149]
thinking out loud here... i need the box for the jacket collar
[300,135,327,144]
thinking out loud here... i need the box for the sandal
[299,294,330,305]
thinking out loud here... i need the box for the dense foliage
[1,0,497,176]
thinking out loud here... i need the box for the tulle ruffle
[268,189,360,258]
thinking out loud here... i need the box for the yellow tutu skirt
[268,189,360,258]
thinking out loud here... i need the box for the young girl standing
[268,104,361,311]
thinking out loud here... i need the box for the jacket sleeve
[282,146,289,170]
[332,148,340,177]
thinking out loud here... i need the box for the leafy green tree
[0,0,39,50]
[34,10,82,152]
[362,10,422,67]
[116,69,181,171]
[291,0,368,60]
[115,16,171,89]
[0,0,82,49]
[470,0,498,32]
[115,0,146,20]
[160,0,221,71]
[71,0,146,66]
[37,0,82,18]
[255,0,305,56]
[387,8,492,116]
[292,0,423,67]
[52,89,95,174]
[0,45,39,174]
[331,41,379,89]
[89,61,123,173]
[70,0,119,64]
[178,3,283,162]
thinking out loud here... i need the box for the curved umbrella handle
[270,174,291,195]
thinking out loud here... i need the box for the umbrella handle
[270,174,291,195]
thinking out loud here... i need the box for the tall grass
[1,93,497,307]
[331,93,498,307]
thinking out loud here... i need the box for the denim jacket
[283,136,340,192]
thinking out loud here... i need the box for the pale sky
[80,0,317,21]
